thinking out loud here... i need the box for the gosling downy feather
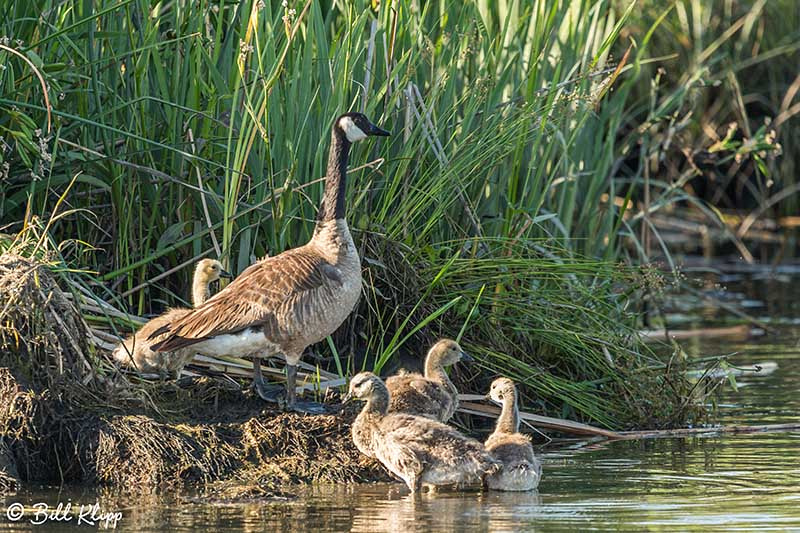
[112,258,230,378]
[148,113,390,413]
[347,372,499,493]
[484,377,541,491]
[386,339,470,422]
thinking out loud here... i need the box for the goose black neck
[317,127,351,224]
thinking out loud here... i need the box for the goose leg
[252,358,285,406]
[285,364,328,415]
[407,474,421,494]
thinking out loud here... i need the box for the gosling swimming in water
[386,339,471,422]
[346,371,499,493]
[112,258,230,379]
[484,377,541,491]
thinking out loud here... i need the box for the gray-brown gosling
[149,113,390,413]
[386,339,471,422]
[484,377,542,491]
[113,258,231,379]
[346,371,500,493]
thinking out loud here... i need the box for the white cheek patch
[339,116,367,142]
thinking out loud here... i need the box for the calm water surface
[2,276,799,532]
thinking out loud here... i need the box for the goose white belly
[194,327,279,358]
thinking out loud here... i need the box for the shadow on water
[2,275,800,532]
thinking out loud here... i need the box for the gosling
[346,371,499,493]
[484,377,541,491]
[386,339,471,422]
[112,258,231,379]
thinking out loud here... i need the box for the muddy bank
[0,368,386,495]
[0,253,385,496]
[0,439,18,493]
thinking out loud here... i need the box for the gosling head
[487,377,517,405]
[428,339,472,366]
[195,258,232,284]
[335,112,390,143]
[343,371,385,403]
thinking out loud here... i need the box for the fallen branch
[686,361,778,379]
[618,422,800,440]
[640,324,762,343]
[458,398,621,439]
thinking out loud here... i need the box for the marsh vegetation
[0,0,798,494]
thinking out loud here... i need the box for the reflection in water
[348,489,542,533]
[2,278,800,532]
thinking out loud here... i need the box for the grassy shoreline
[1,0,796,452]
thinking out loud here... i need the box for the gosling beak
[460,351,474,363]
[220,269,233,279]
[368,122,391,137]
[484,394,500,406]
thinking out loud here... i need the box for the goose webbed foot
[138,371,165,381]
[288,400,329,415]
[252,380,286,405]
[252,359,287,407]
[284,364,328,414]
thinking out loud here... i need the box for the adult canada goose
[345,372,499,493]
[112,258,231,379]
[484,377,541,491]
[386,339,471,422]
[149,113,390,413]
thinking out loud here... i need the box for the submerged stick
[461,399,799,441]
[618,422,800,440]
[639,324,761,343]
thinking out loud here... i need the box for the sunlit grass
[2,0,790,427]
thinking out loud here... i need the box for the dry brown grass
[0,253,96,390]
[0,439,19,494]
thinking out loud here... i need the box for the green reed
[3,0,787,427]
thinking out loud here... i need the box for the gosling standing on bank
[346,372,499,493]
[484,377,541,491]
[149,113,390,413]
[386,339,471,422]
[113,258,231,379]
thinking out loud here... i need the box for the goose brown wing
[150,248,342,352]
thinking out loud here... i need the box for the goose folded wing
[149,251,342,352]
